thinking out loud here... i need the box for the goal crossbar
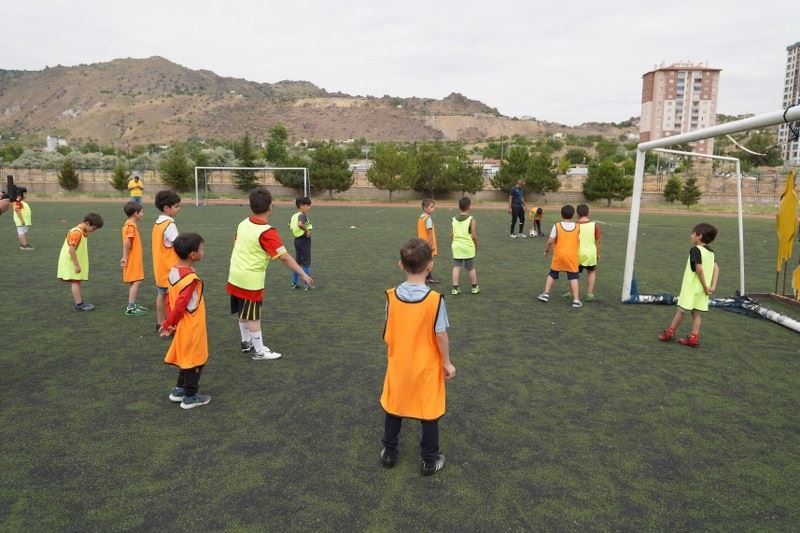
[193,166,309,207]
[622,106,800,302]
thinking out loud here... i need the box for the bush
[58,158,80,191]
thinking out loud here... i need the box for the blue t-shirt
[388,282,449,333]
[509,187,525,207]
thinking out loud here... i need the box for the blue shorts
[156,286,168,295]
[549,270,579,281]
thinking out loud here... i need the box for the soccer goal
[622,106,800,303]
[193,166,309,207]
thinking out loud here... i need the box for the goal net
[193,166,309,206]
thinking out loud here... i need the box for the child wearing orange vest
[380,238,455,476]
[152,190,181,331]
[537,205,582,308]
[417,198,439,284]
[120,201,146,316]
[159,233,210,409]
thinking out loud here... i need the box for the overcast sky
[4,0,799,125]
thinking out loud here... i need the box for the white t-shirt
[549,221,576,239]
[155,215,178,247]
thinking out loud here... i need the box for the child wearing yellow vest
[289,196,313,289]
[121,201,146,316]
[417,198,439,284]
[57,213,104,311]
[537,205,582,308]
[451,196,479,295]
[159,233,211,409]
[576,204,600,302]
[380,238,455,476]
[152,190,181,330]
[658,223,720,348]
[13,189,33,250]
[226,187,312,360]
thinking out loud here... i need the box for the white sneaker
[510,234,517,239]
[252,349,282,360]
[518,233,527,238]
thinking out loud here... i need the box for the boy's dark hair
[421,198,435,209]
[400,238,433,275]
[560,205,575,219]
[576,204,589,217]
[250,187,272,214]
[693,223,718,244]
[458,196,471,211]
[295,196,312,208]
[155,190,181,212]
[84,213,104,229]
[123,201,143,217]
[173,232,204,259]
[536,207,543,215]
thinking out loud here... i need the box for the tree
[159,143,193,191]
[679,176,702,208]
[265,124,289,164]
[446,153,484,195]
[234,133,258,191]
[595,138,620,161]
[583,160,633,206]
[565,148,589,165]
[310,142,353,198]
[491,145,529,191]
[663,175,683,203]
[412,142,450,197]
[366,143,412,201]
[274,154,310,191]
[526,153,560,194]
[58,157,80,191]
[109,161,130,192]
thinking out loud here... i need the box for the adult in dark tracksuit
[508,179,527,238]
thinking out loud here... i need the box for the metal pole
[194,167,199,207]
[735,160,745,295]
[621,149,647,301]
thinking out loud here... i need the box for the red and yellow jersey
[416,213,437,256]
[381,288,445,420]
[551,221,579,273]
[122,220,144,283]
[163,267,208,369]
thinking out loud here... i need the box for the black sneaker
[241,340,254,353]
[421,453,445,476]
[380,447,398,468]
[73,302,95,311]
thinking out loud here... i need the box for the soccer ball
[529,230,537,237]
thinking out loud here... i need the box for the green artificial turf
[1,200,798,531]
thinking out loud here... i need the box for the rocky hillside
[0,57,631,144]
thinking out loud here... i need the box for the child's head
[576,204,589,218]
[692,222,718,244]
[536,207,543,215]
[458,196,471,212]
[250,187,272,215]
[400,238,433,275]
[155,190,181,214]
[123,201,143,218]
[83,213,104,232]
[421,198,436,213]
[173,232,205,261]
[560,204,575,220]
[295,196,312,211]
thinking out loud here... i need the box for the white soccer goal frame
[193,166,309,207]
[622,106,800,302]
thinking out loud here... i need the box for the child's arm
[436,331,455,379]
[709,263,720,293]
[159,279,197,336]
[68,244,81,273]
[543,236,556,257]
[278,253,313,286]
[426,227,434,247]
[595,225,601,261]
[120,236,133,268]
[694,264,713,295]
[470,218,478,251]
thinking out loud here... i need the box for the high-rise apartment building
[779,41,800,166]
[639,62,721,155]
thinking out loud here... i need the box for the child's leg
[179,365,203,396]
[569,278,580,301]
[543,274,555,294]
[17,228,28,247]
[690,311,702,335]
[292,240,301,285]
[668,309,685,331]
[156,289,167,324]
[452,265,460,287]
[468,266,477,285]
[420,418,440,461]
[587,268,597,295]
[128,280,140,305]
[382,412,403,451]
[70,281,82,304]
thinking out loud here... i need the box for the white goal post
[622,106,800,302]
[193,166,309,207]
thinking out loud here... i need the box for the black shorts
[230,295,262,321]
[549,270,580,281]
[579,264,596,273]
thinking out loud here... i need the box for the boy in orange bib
[159,233,210,409]
[537,204,582,308]
[120,201,146,316]
[380,238,455,476]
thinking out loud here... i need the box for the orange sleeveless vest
[164,270,208,369]
[381,288,445,420]
[551,222,579,273]
[152,219,178,287]
[122,221,144,283]
[417,214,437,256]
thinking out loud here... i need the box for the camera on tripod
[1,175,26,201]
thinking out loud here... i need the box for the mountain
[0,57,629,144]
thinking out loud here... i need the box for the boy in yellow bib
[57,213,104,311]
[289,196,313,289]
[576,204,600,301]
[13,188,33,250]
[658,223,720,348]
[450,196,479,295]
[380,238,455,476]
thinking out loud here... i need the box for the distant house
[348,160,373,172]
[566,166,589,177]
[475,158,501,178]
[45,136,68,152]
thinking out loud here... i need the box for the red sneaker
[677,333,699,348]
[657,327,675,342]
